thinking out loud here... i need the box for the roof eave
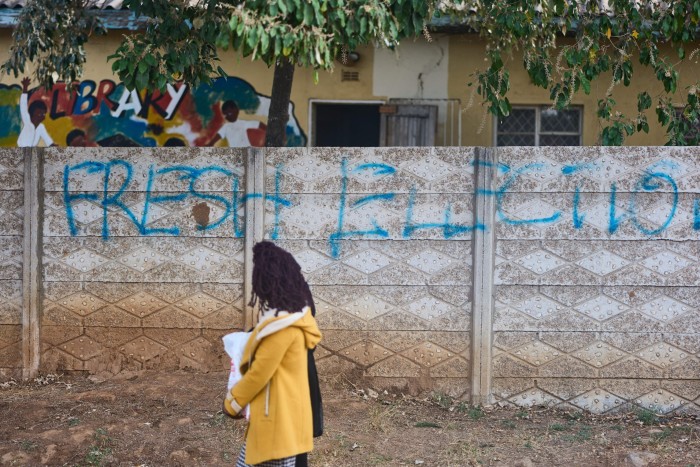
[0,8,146,30]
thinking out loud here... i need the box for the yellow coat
[224,308,321,465]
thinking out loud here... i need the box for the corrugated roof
[0,0,126,8]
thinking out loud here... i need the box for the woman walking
[224,241,322,466]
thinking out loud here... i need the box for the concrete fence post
[244,148,266,330]
[21,147,43,379]
[470,147,497,405]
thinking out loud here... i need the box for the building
[0,1,698,147]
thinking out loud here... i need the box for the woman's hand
[223,394,244,419]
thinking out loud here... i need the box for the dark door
[314,104,381,147]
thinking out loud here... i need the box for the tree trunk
[265,58,295,147]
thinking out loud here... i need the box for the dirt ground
[1,371,699,466]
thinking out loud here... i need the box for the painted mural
[0,76,306,147]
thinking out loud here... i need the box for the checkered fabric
[236,442,296,467]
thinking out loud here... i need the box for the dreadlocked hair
[249,241,315,316]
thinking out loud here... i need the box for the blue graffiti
[631,170,678,235]
[403,188,482,239]
[496,163,562,225]
[63,157,697,256]
[65,160,248,238]
[241,164,293,240]
[562,163,595,229]
[329,159,394,258]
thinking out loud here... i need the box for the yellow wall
[1,28,698,146]
[448,35,700,146]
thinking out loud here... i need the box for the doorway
[311,102,382,147]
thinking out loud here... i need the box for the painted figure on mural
[206,100,267,147]
[66,129,98,147]
[163,137,187,147]
[17,78,56,147]
[0,77,306,147]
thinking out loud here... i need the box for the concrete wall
[263,147,474,397]
[41,148,247,374]
[0,149,24,377]
[1,146,699,415]
[491,147,700,414]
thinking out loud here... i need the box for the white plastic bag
[222,331,251,419]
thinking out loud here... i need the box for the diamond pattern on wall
[64,249,109,272]
[178,247,227,272]
[343,249,392,274]
[57,293,108,316]
[572,342,626,368]
[637,343,690,368]
[582,203,623,232]
[403,341,452,367]
[405,296,453,321]
[70,201,104,225]
[129,201,171,224]
[406,250,452,274]
[508,389,560,408]
[401,159,456,182]
[60,336,104,361]
[589,156,630,183]
[118,247,170,273]
[512,295,561,320]
[338,340,393,366]
[175,292,226,318]
[574,295,628,321]
[641,251,692,276]
[635,389,686,413]
[282,156,336,182]
[115,292,169,317]
[341,295,393,321]
[511,341,561,366]
[295,249,334,274]
[281,202,338,234]
[576,250,629,276]
[571,389,623,414]
[515,250,566,275]
[121,336,168,361]
[638,296,691,322]
[510,200,563,227]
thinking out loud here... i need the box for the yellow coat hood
[240,307,321,373]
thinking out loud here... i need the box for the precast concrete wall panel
[263,148,474,397]
[41,148,247,374]
[0,149,24,377]
[492,147,700,414]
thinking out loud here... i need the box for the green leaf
[637,92,652,112]
[580,73,591,94]
[304,3,313,25]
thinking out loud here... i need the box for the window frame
[493,105,583,147]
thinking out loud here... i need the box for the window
[496,106,582,146]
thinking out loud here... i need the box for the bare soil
[1,371,699,466]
